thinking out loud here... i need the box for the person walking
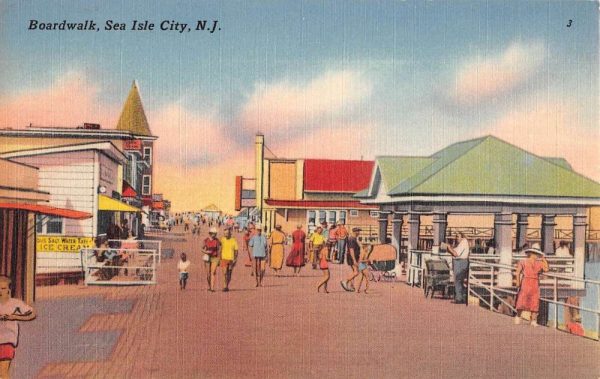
[341,227,362,292]
[286,224,306,276]
[268,225,286,276]
[243,223,255,268]
[202,227,221,292]
[178,253,191,290]
[316,243,330,293]
[0,276,36,379]
[248,224,268,287]
[336,221,349,264]
[446,232,470,304]
[355,244,373,294]
[219,228,238,292]
[514,246,549,326]
[309,226,326,269]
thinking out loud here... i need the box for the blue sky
[1,0,598,210]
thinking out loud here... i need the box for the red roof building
[254,135,378,234]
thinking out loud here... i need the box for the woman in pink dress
[514,246,549,326]
[286,224,306,275]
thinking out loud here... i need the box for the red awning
[122,181,137,198]
[152,201,164,210]
[0,203,92,219]
[265,199,376,210]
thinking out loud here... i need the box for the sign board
[123,139,143,151]
[37,236,95,253]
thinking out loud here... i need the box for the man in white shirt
[555,241,571,257]
[0,276,36,378]
[447,232,470,304]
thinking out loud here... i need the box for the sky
[1,0,598,212]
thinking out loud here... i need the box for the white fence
[81,247,158,286]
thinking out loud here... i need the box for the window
[328,211,336,224]
[142,175,151,195]
[370,211,379,218]
[339,211,347,224]
[143,147,152,164]
[36,215,63,234]
[318,211,326,224]
[307,211,316,225]
[349,210,359,217]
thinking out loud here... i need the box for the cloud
[451,41,545,106]
[0,71,117,128]
[239,69,373,136]
[149,102,235,166]
[486,98,599,181]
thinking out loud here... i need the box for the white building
[0,142,139,273]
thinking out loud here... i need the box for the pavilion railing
[408,250,576,287]
[468,259,600,341]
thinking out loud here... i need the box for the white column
[391,212,404,260]
[432,212,448,256]
[378,211,390,244]
[541,215,556,255]
[495,212,513,287]
[573,213,587,289]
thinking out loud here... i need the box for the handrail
[468,259,600,341]
[469,259,600,285]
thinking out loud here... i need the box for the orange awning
[0,203,92,219]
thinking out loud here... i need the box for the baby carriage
[366,244,398,282]
[423,259,454,299]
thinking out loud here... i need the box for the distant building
[202,204,222,220]
[254,134,378,234]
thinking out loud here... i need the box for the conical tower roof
[116,81,152,136]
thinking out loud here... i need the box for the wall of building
[268,161,297,200]
[13,150,96,236]
[272,208,379,234]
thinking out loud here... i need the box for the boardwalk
[15,226,600,378]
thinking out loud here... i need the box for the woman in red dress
[514,247,549,327]
[286,224,306,275]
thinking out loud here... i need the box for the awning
[98,195,141,212]
[0,203,91,219]
[152,201,164,210]
[122,181,138,198]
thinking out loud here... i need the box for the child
[0,276,36,379]
[316,246,330,293]
[178,253,191,290]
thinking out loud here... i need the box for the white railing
[468,259,600,341]
[81,247,158,286]
[108,239,162,263]
[408,250,575,287]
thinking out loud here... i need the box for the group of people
[444,233,552,327]
[176,220,377,294]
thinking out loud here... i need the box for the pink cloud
[269,121,376,161]
[486,98,599,181]
[452,42,544,105]
[239,69,373,135]
[149,103,234,166]
[0,71,117,128]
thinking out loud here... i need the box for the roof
[0,203,91,219]
[265,199,376,209]
[0,127,156,141]
[116,81,152,137]
[376,156,436,194]
[303,159,374,193]
[0,141,127,163]
[362,135,600,199]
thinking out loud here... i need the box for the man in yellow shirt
[309,226,326,269]
[220,228,239,292]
